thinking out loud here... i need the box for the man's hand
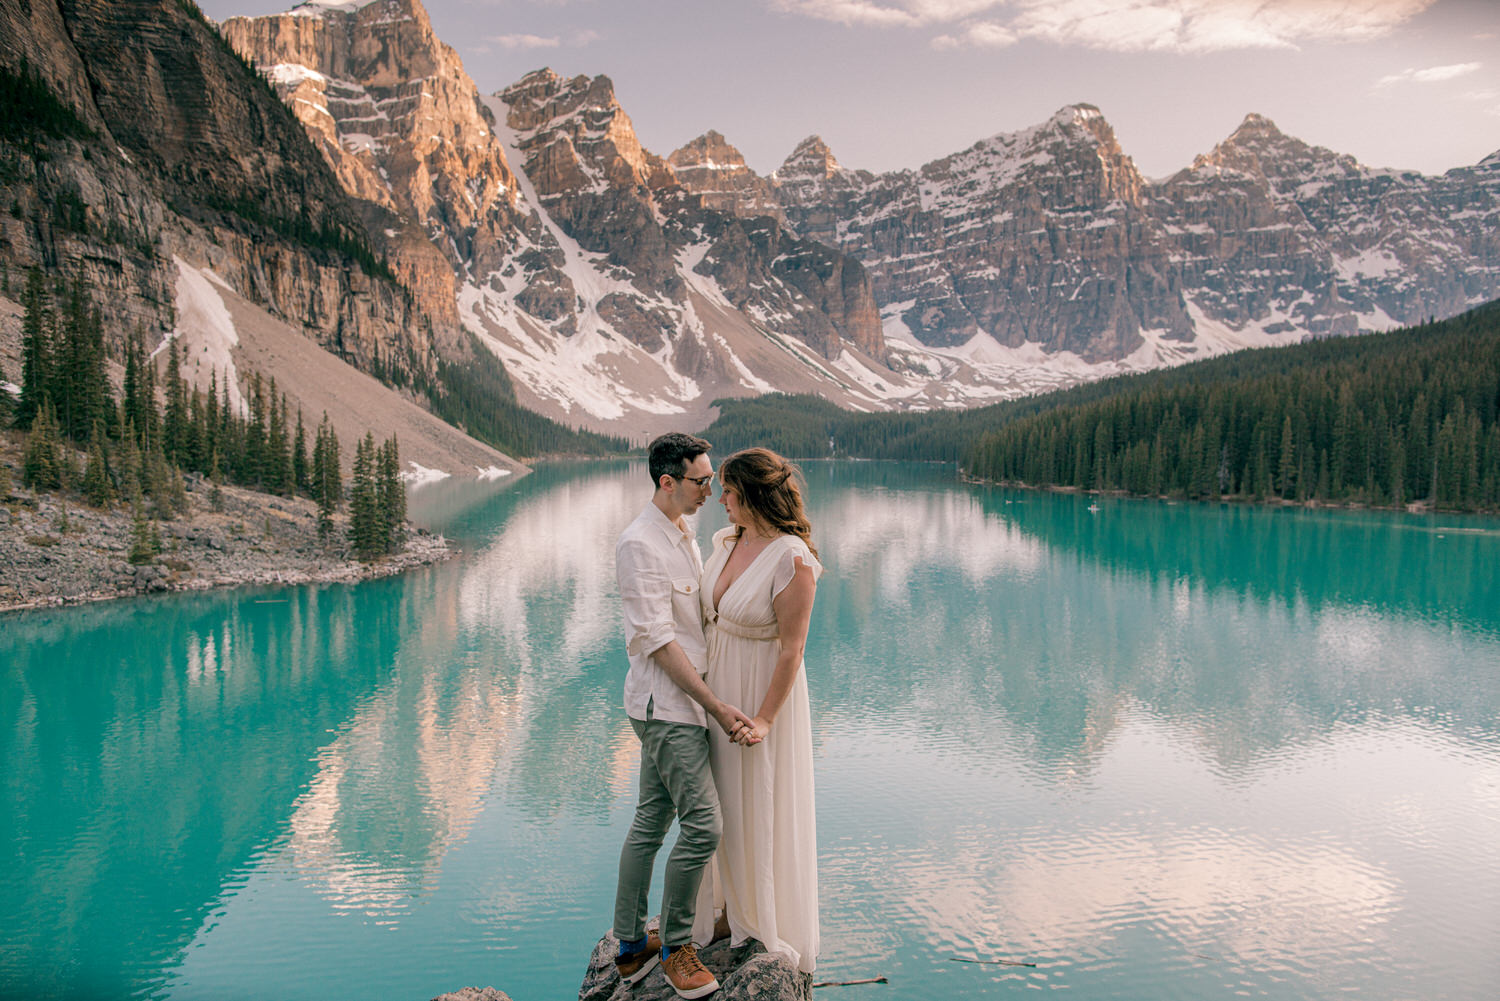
[712,701,759,744]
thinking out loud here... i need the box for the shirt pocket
[671,577,700,623]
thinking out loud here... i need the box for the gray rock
[579,933,808,1001]
[431,989,513,1001]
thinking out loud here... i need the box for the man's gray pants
[613,711,722,949]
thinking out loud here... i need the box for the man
[612,432,752,999]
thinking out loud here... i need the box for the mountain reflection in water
[2,460,1497,1001]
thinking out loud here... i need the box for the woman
[691,447,821,974]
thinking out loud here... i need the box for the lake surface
[3,461,1499,1001]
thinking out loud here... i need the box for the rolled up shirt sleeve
[617,537,675,659]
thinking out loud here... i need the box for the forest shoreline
[955,472,1500,517]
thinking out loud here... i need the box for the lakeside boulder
[432,933,810,1001]
[580,933,810,1001]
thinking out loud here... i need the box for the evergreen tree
[311,412,341,539]
[292,407,309,495]
[185,387,206,474]
[16,268,49,429]
[209,449,225,513]
[348,431,380,559]
[52,276,111,443]
[114,420,140,502]
[377,434,406,554]
[22,399,63,489]
[82,423,115,507]
[127,496,158,565]
[162,338,188,465]
[1276,414,1296,499]
[122,328,160,454]
[265,385,292,495]
[144,444,178,519]
[244,373,267,486]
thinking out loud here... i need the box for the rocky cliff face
[460,68,891,429]
[220,0,538,330]
[222,4,895,433]
[492,69,881,362]
[672,108,1500,375]
[0,0,439,384]
[13,0,1489,440]
[669,131,784,223]
[770,106,1189,362]
[1151,114,1500,336]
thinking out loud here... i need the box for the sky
[199,0,1500,180]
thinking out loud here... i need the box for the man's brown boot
[661,942,719,999]
[614,927,661,985]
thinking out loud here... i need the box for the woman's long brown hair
[718,448,818,559]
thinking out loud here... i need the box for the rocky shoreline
[0,473,454,615]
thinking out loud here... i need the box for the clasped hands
[714,704,768,746]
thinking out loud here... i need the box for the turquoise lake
[3,460,1499,1000]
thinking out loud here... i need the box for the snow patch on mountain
[1336,247,1402,281]
[287,1,380,18]
[402,461,451,487]
[460,96,710,420]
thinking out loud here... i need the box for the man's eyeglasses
[676,474,714,488]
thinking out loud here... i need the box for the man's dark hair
[648,432,712,486]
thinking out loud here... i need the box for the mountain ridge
[679,106,1499,366]
[6,0,1495,445]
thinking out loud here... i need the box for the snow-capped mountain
[221,0,1500,435]
[772,105,1189,363]
[225,0,986,435]
[1151,113,1500,337]
[758,108,1500,378]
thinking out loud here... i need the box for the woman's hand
[733,715,771,746]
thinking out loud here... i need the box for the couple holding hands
[611,433,821,998]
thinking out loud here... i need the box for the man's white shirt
[616,502,709,727]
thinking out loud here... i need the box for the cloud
[485,29,599,50]
[772,0,1438,53]
[771,0,1003,28]
[932,19,1018,48]
[1459,88,1500,118]
[488,32,561,49]
[1378,61,1483,86]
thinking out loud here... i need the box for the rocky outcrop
[669,131,784,223]
[428,934,808,1001]
[769,106,1189,361]
[1151,114,1500,334]
[223,10,892,428]
[498,68,684,296]
[0,0,442,383]
[488,68,884,365]
[578,933,809,1001]
[220,0,534,323]
[666,108,1500,366]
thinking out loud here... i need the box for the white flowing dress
[691,526,821,973]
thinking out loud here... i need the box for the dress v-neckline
[713,533,782,613]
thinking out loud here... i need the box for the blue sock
[660,944,673,962]
[618,934,649,958]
